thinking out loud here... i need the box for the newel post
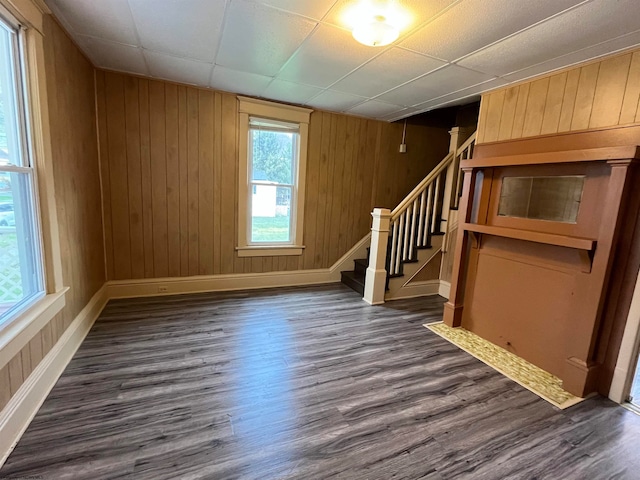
[363,208,391,305]
[440,127,461,248]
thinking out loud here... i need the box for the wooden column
[563,159,635,396]
[443,167,477,327]
[364,208,391,305]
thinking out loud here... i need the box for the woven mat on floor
[425,322,584,409]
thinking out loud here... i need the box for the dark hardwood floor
[2,284,640,479]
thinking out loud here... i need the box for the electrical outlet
[158,286,168,293]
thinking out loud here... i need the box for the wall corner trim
[0,285,108,468]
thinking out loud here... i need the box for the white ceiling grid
[47,0,640,121]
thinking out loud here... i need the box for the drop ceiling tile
[413,78,507,111]
[48,0,138,45]
[376,64,494,107]
[144,51,213,86]
[307,90,367,112]
[502,30,640,83]
[347,100,403,118]
[216,0,317,77]
[249,0,337,20]
[458,0,640,76]
[211,66,272,96]
[278,24,379,88]
[76,35,148,76]
[128,0,226,63]
[323,0,458,33]
[381,109,410,122]
[332,47,446,97]
[401,0,585,62]
[262,79,323,105]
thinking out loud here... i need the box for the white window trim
[0,0,66,371]
[237,96,312,257]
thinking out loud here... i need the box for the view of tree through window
[251,129,293,184]
[249,123,297,243]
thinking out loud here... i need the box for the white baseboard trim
[0,232,373,466]
[0,286,108,468]
[330,233,371,274]
[439,281,451,300]
[107,269,339,299]
[107,234,372,300]
[385,280,441,301]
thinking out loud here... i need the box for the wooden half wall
[96,71,451,281]
[0,16,105,411]
[477,48,640,144]
[468,45,640,396]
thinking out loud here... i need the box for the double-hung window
[237,97,311,257]
[0,11,44,326]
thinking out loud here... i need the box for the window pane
[498,175,585,223]
[251,186,291,243]
[250,129,295,184]
[0,24,22,167]
[0,172,43,321]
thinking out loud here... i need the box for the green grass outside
[0,192,12,203]
[251,216,291,243]
[0,232,22,302]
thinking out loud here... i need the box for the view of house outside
[250,128,295,243]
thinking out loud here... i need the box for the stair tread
[341,270,365,296]
[341,270,365,283]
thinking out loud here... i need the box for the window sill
[236,245,305,257]
[0,287,69,370]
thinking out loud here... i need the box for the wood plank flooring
[2,284,640,479]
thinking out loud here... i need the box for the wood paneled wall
[96,71,450,280]
[0,16,104,411]
[477,49,640,144]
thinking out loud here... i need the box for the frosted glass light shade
[352,17,399,47]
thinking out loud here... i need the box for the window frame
[0,10,46,326]
[0,0,67,371]
[237,96,312,257]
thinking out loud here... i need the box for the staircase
[341,128,476,303]
[340,256,368,296]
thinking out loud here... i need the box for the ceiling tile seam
[418,94,480,114]
[500,28,640,81]
[392,44,449,63]
[407,77,502,108]
[391,0,466,47]
[314,44,449,99]
[73,33,140,49]
[208,0,232,86]
[308,47,402,99]
[448,0,594,71]
[364,62,455,104]
[314,0,465,61]
[244,0,339,24]
[125,0,150,74]
[269,0,465,97]
[266,21,323,90]
[345,98,400,114]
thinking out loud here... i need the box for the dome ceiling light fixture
[345,0,411,48]
[352,14,399,47]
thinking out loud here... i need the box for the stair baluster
[343,131,476,302]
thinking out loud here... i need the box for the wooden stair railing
[357,129,476,304]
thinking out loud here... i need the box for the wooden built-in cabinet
[444,143,640,397]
